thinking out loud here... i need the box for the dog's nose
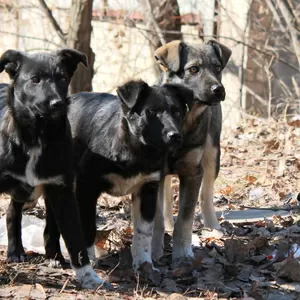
[49,99,64,109]
[211,84,225,98]
[167,131,182,143]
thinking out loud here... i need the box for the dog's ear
[206,39,232,68]
[117,79,149,110]
[0,50,23,78]
[164,84,195,111]
[57,48,88,76]
[154,40,183,72]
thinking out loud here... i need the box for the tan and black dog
[151,40,232,263]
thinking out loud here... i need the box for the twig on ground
[59,278,69,293]
[96,261,120,292]
[240,205,300,212]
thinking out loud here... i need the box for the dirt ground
[0,117,300,299]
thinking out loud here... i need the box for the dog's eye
[147,109,157,117]
[189,66,200,74]
[31,76,40,84]
[215,66,222,73]
[174,110,181,118]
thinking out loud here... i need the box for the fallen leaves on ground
[0,118,300,299]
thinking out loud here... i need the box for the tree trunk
[277,0,300,69]
[67,0,95,93]
[140,0,182,75]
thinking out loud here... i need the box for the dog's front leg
[172,173,202,262]
[43,184,105,289]
[132,182,162,285]
[43,198,66,267]
[6,199,25,262]
[6,182,34,262]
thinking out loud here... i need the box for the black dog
[0,49,103,289]
[44,79,194,283]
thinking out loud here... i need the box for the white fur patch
[5,145,64,187]
[74,264,104,289]
[87,245,96,261]
[105,172,160,197]
[132,221,153,271]
[131,195,154,271]
[172,220,194,260]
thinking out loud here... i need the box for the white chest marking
[6,146,64,187]
[105,172,161,196]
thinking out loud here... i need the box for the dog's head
[154,39,231,106]
[117,79,194,150]
[0,48,87,120]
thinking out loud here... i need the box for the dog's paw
[136,261,163,286]
[172,255,194,267]
[171,260,194,278]
[75,265,112,290]
[201,227,225,238]
[7,253,25,263]
[47,259,62,268]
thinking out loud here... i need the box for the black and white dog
[0,49,103,289]
[44,79,195,283]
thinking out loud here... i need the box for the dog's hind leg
[163,175,174,233]
[151,178,166,261]
[199,137,220,230]
[6,199,25,262]
[172,173,202,262]
[132,182,162,285]
[75,171,100,262]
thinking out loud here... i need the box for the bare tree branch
[277,0,300,68]
[115,18,300,73]
[0,30,62,47]
[265,0,285,31]
[143,0,166,45]
[38,0,67,44]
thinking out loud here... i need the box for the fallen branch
[240,205,300,212]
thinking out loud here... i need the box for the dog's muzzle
[197,85,226,106]
[166,131,182,149]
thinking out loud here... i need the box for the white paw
[87,245,96,262]
[172,245,194,262]
[75,265,106,290]
[47,259,61,268]
[135,261,163,286]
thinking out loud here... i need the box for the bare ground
[0,118,300,299]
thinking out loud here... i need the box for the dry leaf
[95,230,111,250]
[228,203,236,210]
[288,119,300,127]
[218,185,234,196]
[244,175,257,184]
[264,138,280,151]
